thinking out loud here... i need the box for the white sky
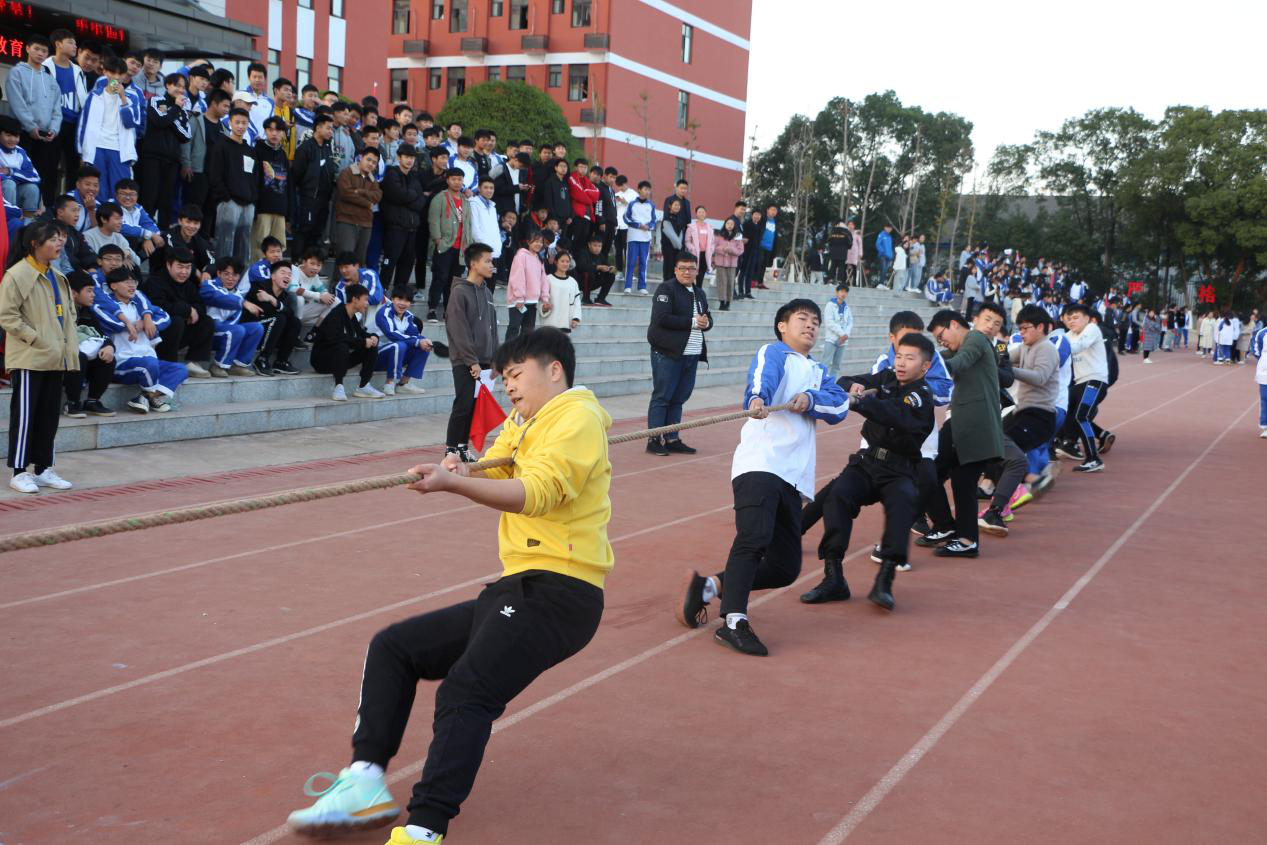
[743,0,1263,178]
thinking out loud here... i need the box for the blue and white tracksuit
[925,276,954,304]
[0,144,41,212]
[733,341,850,497]
[373,306,430,382]
[93,290,188,397]
[447,154,477,194]
[77,77,145,197]
[246,257,273,287]
[622,197,657,292]
[118,203,161,242]
[199,276,265,367]
[333,268,384,307]
[867,343,953,459]
[1251,326,1267,428]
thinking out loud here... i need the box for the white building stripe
[387,52,746,112]
[633,0,751,50]
[570,126,744,172]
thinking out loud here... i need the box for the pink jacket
[847,230,862,265]
[712,234,745,268]
[507,248,551,307]
[685,221,716,266]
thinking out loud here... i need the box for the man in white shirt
[612,175,637,281]
[462,177,502,263]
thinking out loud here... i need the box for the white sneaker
[9,472,39,494]
[397,382,426,395]
[1144,358,1154,364]
[637,288,649,295]
[353,384,386,399]
[331,384,348,401]
[34,468,72,489]
[185,361,211,378]
[875,284,889,290]
[382,382,397,396]
[1260,428,1267,439]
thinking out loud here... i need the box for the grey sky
[744,0,1262,177]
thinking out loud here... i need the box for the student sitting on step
[288,246,336,336]
[93,268,188,413]
[373,286,433,395]
[198,256,266,378]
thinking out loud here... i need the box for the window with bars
[567,64,588,101]
[677,91,689,128]
[491,0,503,15]
[295,56,311,89]
[674,157,686,183]
[392,0,410,33]
[391,69,409,102]
[682,24,693,63]
[509,0,529,29]
[429,68,442,89]
[432,0,444,19]
[551,0,564,13]
[447,67,466,99]
[572,0,591,27]
[267,49,281,84]
[331,0,345,17]
[506,65,526,81]
[450,0,467,31]
[328,64,343,93]
[547,65,561,87]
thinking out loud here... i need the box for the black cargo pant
[819,453,920,564]
[351,570,603,835]
[157,315,215,365]
[718,471,803,616]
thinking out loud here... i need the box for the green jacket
[942,329,1003,463]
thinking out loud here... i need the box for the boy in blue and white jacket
[0,116,41,214]
[821,283,854,377]
[676,298,849,656]
[925,271,954,304]
[198,256,265,375]
[248,236,286,288]
[77,59,145,197]
[94,268,188,412]
[373,287,434,395]
[622,180,658,294]
[1250,324,1267,437]
[333,253,385,319]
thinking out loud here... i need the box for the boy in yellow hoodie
[287,327,612,845]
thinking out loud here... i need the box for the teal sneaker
[287,768,400,837]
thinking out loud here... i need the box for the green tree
[436,81,580,159]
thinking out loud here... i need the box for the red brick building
[385,0,751,217]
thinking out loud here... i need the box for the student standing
[659,198,685,282]
[46,29,87,188]
[6,36,62,207]
[1250,323,1267,438]
[443,243,500,461]
[505,229,550,340]
[683,205,715,278]
[645,254,711,456]
[1059,304,1110,472]
[711,216,744,310]
[138,73,191,229]
[622,180,657,294]
[821,283,853,378]
[426,168,467,321]
[250,116,290,261]
[76,56,144,198]
[379,143,426,291]
[334,148,384,266]
[206,108,258,265]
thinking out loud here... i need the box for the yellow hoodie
[482,386,614,588]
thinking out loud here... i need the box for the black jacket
[662,194,692,234]
[380,165,426,230]
[827,228,850,261]
[492,167,518,219]
[291,136,337,201]
[143,266,206,323]
[647,280,711,361]
[207,138,259,205]
[536,174,571,223]
[595,181,617,230]
[139,95,190,163]
[164,227,215,275]
[314,303,371,352]
[253,139,290,217]
[836,369,935,463]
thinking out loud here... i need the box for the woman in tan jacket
[333,148,383,266]
[0,221,79,493]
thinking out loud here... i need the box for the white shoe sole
[287,806,400,837]
[9,481,39,494]
[352,392,386,400]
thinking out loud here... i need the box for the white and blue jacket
[732,341,849,497]
[623,197,658,243]
[199,275,252,324]
[119,203,160,240]
[246,257,273,287]
[925,276,954,304]
[334,268,384,307]
[0,144,40,184]
[447,153,477,193]
[822,297,853,345]
[1251,326,1267,386]
[870,342,952,459]
[77,76,145,164]
[373,305,427,343]
[220,114,259,145]
[93,289,170,360]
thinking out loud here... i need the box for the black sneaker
[446,446,478,463]
[271,359,300,375]
[977,485,994,500]
[63,400,87,419]
[1055,442,1084,461]
[979,508,1009,537]
[1097,431,1116,454]
[676,570,715,629]
[714,619,768,656]
[427,310,439,323]
[82,398,115,416]
[1073,458,1105,473]
[934,540,980,558]
[646,436,669,456]
[253,358,274,377]
[664,438,697,454]
[870,543,883,564]
[910,516,931,537]
[915,528,954,547]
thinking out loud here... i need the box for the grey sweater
[444,278,499,368]
[1008,337,1061,412]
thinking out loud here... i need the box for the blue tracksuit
[93,291,188,397]
[199,276,265,367]
[246,257,273,287]
[622,197,657,292]
[334,268,384,307]
[374,306,430,381]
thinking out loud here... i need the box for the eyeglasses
[677,266,698,273]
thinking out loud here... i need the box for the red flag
[469,370,507,452]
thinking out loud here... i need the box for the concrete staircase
[1,281,939,457]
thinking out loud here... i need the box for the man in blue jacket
[874,224,894,288]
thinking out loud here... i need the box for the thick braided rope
[0,403,795,554]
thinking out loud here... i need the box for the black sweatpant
[613,229,627,273]
[580,270,615,304]
[8,369,64,472]
[413,224,431,293]
[351,570,603,835]
[718,471,803,616]
[805,456,935,537]
[311,342,375,388]
[291,195,330,260]
[158,315,215,364]
[504,304,537,341]
[924,420,996,544]
[446,364,479,448]
[380,224,417,291]
[428,247,461,312]
[819,455,920,564]
[57,121,80,192]
[139,156,180,229]
[249,303,301,364]
[64,353,115,402]
[26,135,61,209]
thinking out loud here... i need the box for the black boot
[868,560,897,611]
[800,558,850,603]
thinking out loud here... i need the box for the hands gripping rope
[0,403,797,554]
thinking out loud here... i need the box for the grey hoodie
[5,61,62,134]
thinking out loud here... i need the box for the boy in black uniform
[800,332,936,611]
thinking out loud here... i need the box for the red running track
[0,354,1263,844]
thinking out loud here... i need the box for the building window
[677,91,689,128]
[432,0,444,19]
[551,0,564,13]
[682,24,693,63]
[268,49,281,83]
[675,157,686,183]
[391,69,409,102]
[488,67,501,81]
[509,0,529,30]
[392,0,411,33]
[567,64,588,101]
[547,64,561,88]
[447,67,466,99]
[298,0,313,7]
[328,64,343,93]
[429,68,442,89]
[506,65,526,82]
[331,0,345,17]
[450,0,467,31]
[491,0,503,15]
[295,56,311,89]
[572,0,591,27]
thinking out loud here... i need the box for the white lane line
[814,400,1255,845]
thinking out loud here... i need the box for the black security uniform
[802,369,934,610]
